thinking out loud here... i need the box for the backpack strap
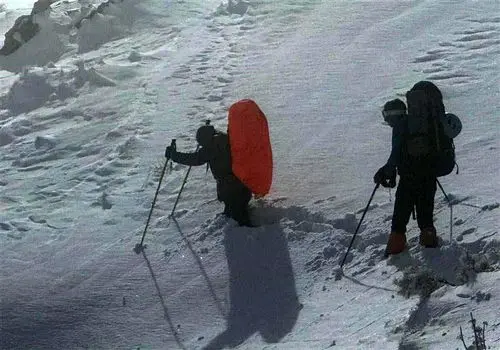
[433,118,441,152]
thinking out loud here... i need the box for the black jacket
[171,132,249,201]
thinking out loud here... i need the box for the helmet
[382,98,406,127]
[196,125,215,146]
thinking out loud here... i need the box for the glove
[385,169,396,188]
[374,167,385,185]
[165,145,175,159]
[374,165,397,188]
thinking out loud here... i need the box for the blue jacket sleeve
[386,121,404,169]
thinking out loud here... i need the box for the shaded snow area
[1,0,499,349]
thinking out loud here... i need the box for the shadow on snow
[203,223,301,349]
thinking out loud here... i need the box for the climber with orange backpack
[164,99,273,227]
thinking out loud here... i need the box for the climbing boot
[419,227,439,248]
[385,232,407,255]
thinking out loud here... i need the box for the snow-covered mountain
[1,1,498,349]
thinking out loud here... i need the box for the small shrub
[394,267,443,298]
[459,313,488,350]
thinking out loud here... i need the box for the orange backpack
[228,99,273,196]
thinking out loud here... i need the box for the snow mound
[76,1,138,54]
[0,0,140,71]
[3,67,77,114]
[215,0,250,16]
[73,61,117,87]
[4,68,55,114]
[391,241,500,298]
[34,134,57,149]
[2,61,118,115]
[0,12,69,72]
[0,127,14,146]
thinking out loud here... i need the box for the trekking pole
[169,120,210,218]
[436,179,453,242]
[340,183,380,269]
[134,139,176,254]
[169,145,199,218]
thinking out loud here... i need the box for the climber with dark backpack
[374,81,462,255]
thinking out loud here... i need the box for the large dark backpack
[405,86,456,177]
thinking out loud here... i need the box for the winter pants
[391,175,437,233]
[217,178,252,226]
[223,188,252,226]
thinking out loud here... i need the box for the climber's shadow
[203,224,301,349]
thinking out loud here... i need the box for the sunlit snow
[1,1,499,349]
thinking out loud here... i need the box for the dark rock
[0,15,40,56]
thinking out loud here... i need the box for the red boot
[419,227,438,248]
[385,232,407,255]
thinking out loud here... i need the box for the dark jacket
[171,132,249,201]
[386,118,435,178]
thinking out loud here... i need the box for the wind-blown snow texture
[1,1,499,349]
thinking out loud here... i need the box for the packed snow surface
[1,0,499,349]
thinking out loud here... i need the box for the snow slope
[2,1,37,10]
[1,0,499,349]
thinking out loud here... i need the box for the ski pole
[170,120,210,218]
[436,179,453,242]
[169,144,199,218]
[340,183,380,269]
[134,139,176,254]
